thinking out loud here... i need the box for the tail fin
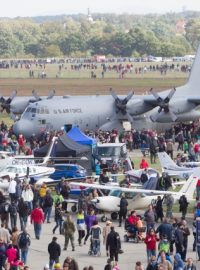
[157,152,177,169]
[187,44,200,91]
[179,168,200,199]
[42,136,58,165]
[124,157,133,172]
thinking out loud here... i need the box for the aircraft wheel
[124,235,129,242]
[101,216,107,222]
[111,212,118,220]
[71,205,77,213]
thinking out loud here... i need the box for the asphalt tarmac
[26,212,200,270]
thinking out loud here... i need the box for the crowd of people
[0,169,197,270]
[0,117,200,269]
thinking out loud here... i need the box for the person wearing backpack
[8,201,18,230]
[43,190,54,223]
[18,198,29,231]
[0,200,10,228]
[17,229,31,264]
[84,209,97,245]
[179,195,189,219]
[53,203,63,235]
[90,220,101,256]
[48,237,61,270]
[60,181,71,212]
[39,183,47,208]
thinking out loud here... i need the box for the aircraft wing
[188,97,200,104]
[69,182,182,196]
[64,198,78,204]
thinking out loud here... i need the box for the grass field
[0,61,189,95]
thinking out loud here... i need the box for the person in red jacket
[6,244,20,270]
[144,228,159,263]
[128,211,139,226]
[140,159,149,169]
[18,134,25,154]
[31,204,44,240]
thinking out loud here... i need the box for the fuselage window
[38,119,46,125]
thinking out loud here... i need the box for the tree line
[0,11,200,58]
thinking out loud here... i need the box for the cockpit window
[36,107,50,114]
[31,108,36,113]
[26,107,31,113]
[109,189,122,197]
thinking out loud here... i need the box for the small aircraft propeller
[110,88,134,122]
[0,90,17,113]
[149,88,177,122]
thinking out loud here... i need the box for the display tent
[67,127,96,146]
[34,133,92,174]
[34,133,90,158]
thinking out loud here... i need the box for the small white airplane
[158,152,194,179]
[70,168,199,221]
[122,156,159,182]
[0,164,55,180]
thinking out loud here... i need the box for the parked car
[50,163,86,180]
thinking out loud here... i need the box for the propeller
[32,89,56,102]
[47,89,55,99]
[110,88,134,122]
[149,88,177,122]
[0,90,17,113]
[32,89,41,102]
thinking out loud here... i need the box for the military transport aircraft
[69,168,198,221]
[13,44,200,138]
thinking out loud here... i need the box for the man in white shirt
[8,178,16,202]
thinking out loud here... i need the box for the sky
[1,0,200,17]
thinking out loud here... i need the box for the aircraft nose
[13,119,35,138]
[91,198,99,205]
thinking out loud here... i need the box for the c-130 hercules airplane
[13,44,200,138]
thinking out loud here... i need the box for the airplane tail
[157,152,177,169]
[187,44,200,93]
[124,157,133,172]
[179,168,200,200]
[41,136,58,165]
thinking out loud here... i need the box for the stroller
[124,218,146,243]
[88,237,101,256]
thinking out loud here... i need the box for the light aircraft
[13,44,200,138]
[158,152,194,179]
[70,168,198,221]
[0,164,55,180]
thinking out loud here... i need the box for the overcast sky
[1,0,200,17]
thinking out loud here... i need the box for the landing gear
[71,205,77,213]
[101,215,108,222]
[124,235,129,242]
[111,212,118,220]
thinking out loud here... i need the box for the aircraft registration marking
[53,108,82,114]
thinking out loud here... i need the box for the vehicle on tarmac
[50,163,87,180]
[95,143,127,168]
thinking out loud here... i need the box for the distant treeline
[0,11,200,58]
